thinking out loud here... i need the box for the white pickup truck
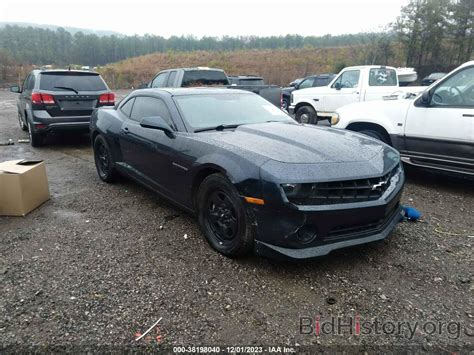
[332,61,474,176]
[289,65,424,123]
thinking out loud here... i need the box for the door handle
[462,114,474,117]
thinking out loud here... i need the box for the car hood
[202,122,384,164]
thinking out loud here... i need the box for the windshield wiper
[194,124,242,133]
[53,86,79,94]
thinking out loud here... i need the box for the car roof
[136,87,251,96]
[161,67,225,72]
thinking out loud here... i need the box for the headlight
[330,113,340,125]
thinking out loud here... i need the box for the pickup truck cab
[333,61,474,176]
[149,67,282,107]
[289,65,423,124]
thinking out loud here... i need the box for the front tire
[93,134,117,182]
[197,173,254,257]
[295,105,317,124]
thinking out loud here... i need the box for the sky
[0,0,409,38]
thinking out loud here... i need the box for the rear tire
[281,97,290,111]
[197,173,254,257]
[357,129,389,144]
[93,134,118,182]
[18,112,28,131]
[295,105,317,124]
[28,122,45,147]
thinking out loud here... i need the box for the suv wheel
[295,106,317,124]
[28,122,45,147]
[197,173,254,257]
[18,112,28,131]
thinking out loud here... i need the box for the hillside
[0,22,123,37]
[99,45,405,88]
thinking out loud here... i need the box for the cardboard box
[0,160,50,216]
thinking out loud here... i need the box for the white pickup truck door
[403,65,474,172]
[323,70,361,113]
[363,68,401,102]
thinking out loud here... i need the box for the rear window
[237,79,264,86]
[182,70,229,87]
[39,73,107,91]
[368,68,398,86]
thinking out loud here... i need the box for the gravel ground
[0,90,472,352]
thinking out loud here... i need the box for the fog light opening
[296,225,318,244]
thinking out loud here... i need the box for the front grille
[286,164,400,206]
[325,203,400,241]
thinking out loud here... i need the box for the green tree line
[0,25,384,67]
[394,0,473,75]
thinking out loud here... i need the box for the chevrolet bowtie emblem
[372,180,387,190]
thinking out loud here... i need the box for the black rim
[96,141,110,177]
[205,189,239,245]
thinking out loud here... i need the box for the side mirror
[293,83,300,90]
[420,90,431,106]
[10,85,21,93]
[140,116,175,138]
[334,82,342,90]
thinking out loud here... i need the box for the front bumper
[288,105,295,115]
[252,166,404,260]
[254,203,402,260]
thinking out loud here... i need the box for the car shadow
[403,164,474,195]
[42,132,91,147]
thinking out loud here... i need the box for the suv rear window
[39,73,107,91]
[237,79,264,86]
[182,70,229,87]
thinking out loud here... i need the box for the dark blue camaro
[90,88,404,260]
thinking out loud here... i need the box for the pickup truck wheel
[281,98,290,111]
[357,129,389,144]
[295,106,317,124]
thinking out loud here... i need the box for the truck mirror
[334,82,342,90]
[421,90,431,106]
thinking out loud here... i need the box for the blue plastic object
[401,205,422,221]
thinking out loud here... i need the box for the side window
[299,78,315,89]
[120,97,135,117]
[151,72,169,88]
[368,68,397,86]
[130,96,174,127]
[166,71,177,87]
[315,78,328,86]
[22,75,30,91]
[431,66,474,108]
[28,75,36,90]
[331,70,360,89]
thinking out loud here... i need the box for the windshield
[39,73,107,91]
[174,93,293,130]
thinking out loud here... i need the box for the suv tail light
[99,93,115,105]
[32,92,55,105]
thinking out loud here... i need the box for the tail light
[99,93,115,105]
[32,92,55,105]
